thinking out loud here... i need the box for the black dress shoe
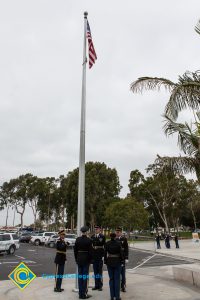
[60,288,64,291]
[98,287,102,291]
[92,287,98,290]
[85,295,92,299]
[121,287,126,292]
[54,288,62,292]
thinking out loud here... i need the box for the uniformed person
[91,225,105,291]
[174,234,179,248]
[156,234,161,249]
[54,230,69,292]
[165,233,170,249]
[74,226,93,299]
[104,232,123,300]
[115,227,129,292]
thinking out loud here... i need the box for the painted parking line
[14,255,25,259]
[131,254,157,270]
[1,262,20,264]
[1,260,36,264]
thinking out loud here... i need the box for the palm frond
[155,155,196,176]
[130,77,175,94]
[165,83,200,120]
[163,116,199,156]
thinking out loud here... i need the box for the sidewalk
[131,239,200,260]
[1,268,200,300]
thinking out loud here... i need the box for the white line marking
[2,262,19,264]
[15,255,25,259]
[24,260,36,264]
[132,254,157,270]
[27,250,36,252]
[130,248,156,254]
[130,247,193,262]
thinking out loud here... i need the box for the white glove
[125,259,129,264]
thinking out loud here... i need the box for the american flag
[86,21,97,69]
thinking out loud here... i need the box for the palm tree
[130,71,200,181]
[130,71,200,120]
[156,115,200,181]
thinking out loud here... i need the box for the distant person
[165,234,170,249]
[174,234,179,248]
[155,234,161,249]
[104,232,123,300]
[54,230,69,292]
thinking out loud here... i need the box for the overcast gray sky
[0,0,200,226]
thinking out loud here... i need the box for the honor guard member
[74,226,93,299]
[91,225,105,291]
[156,234,161,249]
[104,232,123,300]
[174,234,179,248]
[115,227,129,292]
[54,230,69,292]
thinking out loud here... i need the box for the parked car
[45,233,77,248]
[19,232,32,243]
[45,234,59,248]
[30,232,56,246]
[0,233,20,255]
[65,234,76,246]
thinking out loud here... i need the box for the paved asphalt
[0,243,193,280]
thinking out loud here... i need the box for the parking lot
[0,243,76,281]
[0,242,194,281]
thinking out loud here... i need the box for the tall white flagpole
[73,11,88,292]
[77,11,88,236]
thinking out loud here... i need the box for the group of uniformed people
[54,226,129,300]
[155,233,180,249]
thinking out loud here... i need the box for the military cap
[80,226,89,233]
[94,225,101,229]
[116,227,122,232]
[58,229,65,235]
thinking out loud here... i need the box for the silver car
[45,234,76,248]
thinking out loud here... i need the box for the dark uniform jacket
[104,240,123,267]
[74,235,93,266]
[54,238,67,265]
[91,233,105,260]
[116,236,129,261]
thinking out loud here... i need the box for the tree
[183,180,200,231]
[0,180,17,226]
[130,71,200,182]
[36,177,58,229]
[128,169,161,229]
[62,162,121,229]
[129,163,190,233]
[155,115,200,181]
[130,71,200,121]
[103,197,149,231]
[11,174,35,228]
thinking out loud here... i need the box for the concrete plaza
[131,239,200,261]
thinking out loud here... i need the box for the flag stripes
[86,21,97,68]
